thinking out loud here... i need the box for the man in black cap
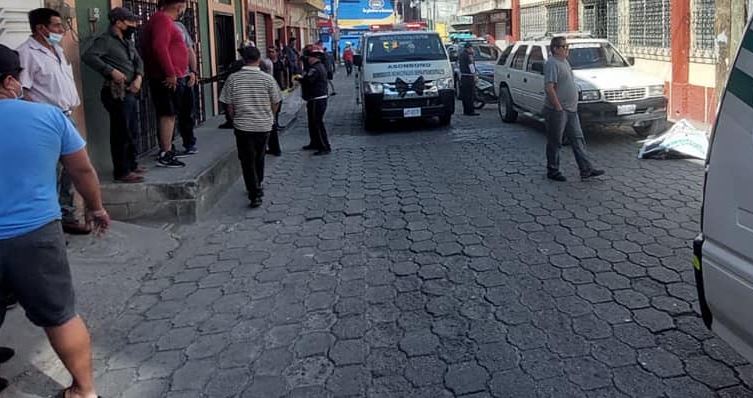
[82,7,145,184]
[218,41,257,129]
[0,43,110,398]
[296,46,331,156]
[458,42,479,116]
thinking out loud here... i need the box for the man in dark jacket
[82,7,145,183]
[458,42,479,116]
[296,46,331,156]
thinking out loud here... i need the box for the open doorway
[214,13,236,96]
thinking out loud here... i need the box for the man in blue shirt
[0,44,110,398]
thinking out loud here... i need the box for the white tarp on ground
[638,119,709,160]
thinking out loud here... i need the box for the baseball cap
[109,7,139,23]
[0,44,22,76]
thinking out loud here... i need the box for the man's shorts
[149,79,182,117]
[0,221,76,328]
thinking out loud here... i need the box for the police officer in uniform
[458,42,479,116]
[296,46,331,155]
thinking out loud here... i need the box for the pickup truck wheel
[633,119,666,138]
[498,86,518,123]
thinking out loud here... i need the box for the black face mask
[124,26,137,39]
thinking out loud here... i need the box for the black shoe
[313,150,331,156]
[266,150,282,156]
[156,152,186,168]
[330,92,337,96]
[0,347,15,364]
[302,144,318,151]
[464,112,480,116]
[0,377,7,392]
[547,172,567,182]
[219,121,234,129]
[249,197,263,208]
[581,169,606,180]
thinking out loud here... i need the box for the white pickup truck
[494,35,668,137]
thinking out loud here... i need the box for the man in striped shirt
[219,46,282,208]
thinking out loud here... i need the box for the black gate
[122,0,206,155]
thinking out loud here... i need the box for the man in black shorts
[0,44,111,398]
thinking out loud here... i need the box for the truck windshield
[366,34,446,63]
[567,43,629,69]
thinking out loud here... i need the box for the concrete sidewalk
[0,222,178,398]
[100,86,305,223]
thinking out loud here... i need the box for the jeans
[177,79,196,149]
[307,99,330,151]
[345,61,353,75]
[460,75,475,114]
[235,131,270,200]
[101,88,139,178]
[544,109,594,175]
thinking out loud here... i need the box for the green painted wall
[198,0,214,115]
[75,0,113,175]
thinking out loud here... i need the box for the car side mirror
[532,61,544,74]
[354,54,362,67]
[627,56,635,66]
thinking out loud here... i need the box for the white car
[353,30,456,130]
[494,35,668,137]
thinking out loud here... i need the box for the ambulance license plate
[404,108,421,118]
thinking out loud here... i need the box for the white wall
[0,0,45,49]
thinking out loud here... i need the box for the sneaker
[581,169,606,180]
[156,152,186,168]
[547,172,567,182]
[184,146,199,155]
[313,149,332,156]
[0,347,14,364]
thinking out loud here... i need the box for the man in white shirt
[17,8,89,235]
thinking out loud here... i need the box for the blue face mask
[47,32,64,45]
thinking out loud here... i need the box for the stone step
[100,88,303,223]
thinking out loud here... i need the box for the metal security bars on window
[546,2,568,34]
[692,0,716,61]
[123,0,206,155]
[521,5,547,39]
[627,0,671,54]
[581,0,617,42]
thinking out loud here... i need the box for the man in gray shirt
[544,36,604,182]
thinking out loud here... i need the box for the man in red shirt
[140,0,189,168]
[343,43,354,76]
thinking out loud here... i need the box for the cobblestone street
[30,73,753,396]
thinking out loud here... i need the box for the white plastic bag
[638,119,709,160]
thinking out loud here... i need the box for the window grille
[692,0,716,60]
[122,0,206,155]
[627,0,670,52]
[546,2,568,34]
[521,5,547,39]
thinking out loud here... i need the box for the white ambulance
[353,29,456,130]
[694,17,753,362]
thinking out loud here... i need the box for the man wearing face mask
[82,7,145,184]
[17,8,89,235]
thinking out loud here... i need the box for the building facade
[0,0,324,175]
[482,0,724,123]
[458,0,513,42]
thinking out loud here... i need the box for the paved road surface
[7,72,753,397]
